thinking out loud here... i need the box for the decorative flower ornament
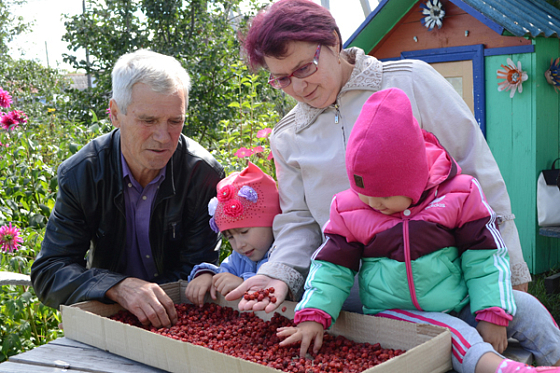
[238,186,258,203]
[497,58,528,98]
[545,57,560,93]
[420,0,445,30]
[209,217,219,233]
[208,197,218,216]
[223,199,244,218]
[217,185,235,202]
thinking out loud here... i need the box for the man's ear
[109,99,120,128]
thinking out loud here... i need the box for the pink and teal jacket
[295,131,516,327]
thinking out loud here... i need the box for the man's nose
[153,123,171,143]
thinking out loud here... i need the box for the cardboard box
[61,280,452,373]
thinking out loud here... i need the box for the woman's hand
[476,320,508,354]
[277,321,325,357]
[185,273,213,307]
[211,273,243,299]
[225,274,289,313]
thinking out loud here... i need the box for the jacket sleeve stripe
[296,261,323,312]
[471,178,516,315]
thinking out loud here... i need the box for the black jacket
[31,129,224,309]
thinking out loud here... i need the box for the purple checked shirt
[121,154,166,281]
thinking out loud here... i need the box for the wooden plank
[0,361,94,373]
[0,272,31,286]
[48,337,95,349]
[371,1,530,59]
[6,340,167,373]
[0,361,91,372]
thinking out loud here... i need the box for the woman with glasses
[225,0,531,313]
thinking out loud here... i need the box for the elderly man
[31,49,224,328]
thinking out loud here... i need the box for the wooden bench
[539,226,560,239]
[0,271,31,287]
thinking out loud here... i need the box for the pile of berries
[244,287,277,303]
[110,303,405,373]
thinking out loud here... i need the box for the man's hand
[476,320,508,354]
[277,321,325,357]
[185,273,213,307]
[225,275,289,313]
[211,273,243,299]
[106,277,177,328]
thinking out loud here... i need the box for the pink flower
[267,152,274,161]
[217,184,235,202]
[234,147,253,158]
[106,107,111,115]
[0,223,23,253]
[256,128,272,139]
[0,88,13,108]
[1,110,27,130]
[222,199,244,218]
[252,146,263,154]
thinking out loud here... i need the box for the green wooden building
[344,0,560,274]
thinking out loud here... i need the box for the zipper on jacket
[403,219,422,311]
[172,222,177,239]
[334,102,340,124]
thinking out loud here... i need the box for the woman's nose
[291,77,308,95]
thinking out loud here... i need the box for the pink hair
[241,0,341,71]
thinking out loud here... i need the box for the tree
[546,0,560,10]
[0,0,30,66]
[61,0,290,147]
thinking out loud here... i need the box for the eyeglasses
[268,44,321,89]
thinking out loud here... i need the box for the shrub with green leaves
[0,63,112,361]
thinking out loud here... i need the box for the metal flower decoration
[420,0,445,30]
[545,57,560,93]
[497,58,528,98]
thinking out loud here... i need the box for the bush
[0,73,113,361]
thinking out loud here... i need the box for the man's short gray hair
[111,49,191,114]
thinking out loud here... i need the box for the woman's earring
[338,54,341,64]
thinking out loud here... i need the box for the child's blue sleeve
[187,263,220,282]
[218,252,249,277]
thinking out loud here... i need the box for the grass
[528,269,560,325]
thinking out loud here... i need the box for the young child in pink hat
[186,162,281,306]
[277,88,560,373]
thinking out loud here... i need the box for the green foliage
[0,0,30,58]
[0,110,111,361]
[0,235,63,361]
[60,0,289,147]
[546,0,560,10]
[211,63,279,177]
[528,269,560,326]
[0,54,113,361]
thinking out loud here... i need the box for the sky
[7,0,379,72]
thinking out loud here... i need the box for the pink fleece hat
[346,88,429,204]
[208,162,281,232]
